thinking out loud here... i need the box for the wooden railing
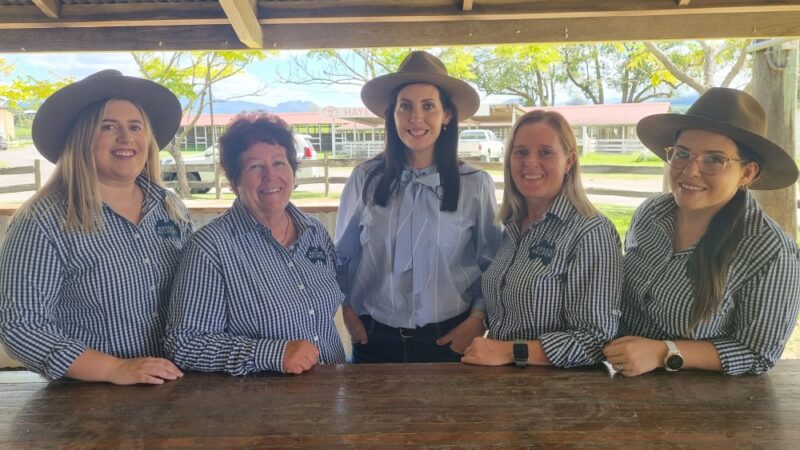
[59,157,800,208]
[0,160,42,194]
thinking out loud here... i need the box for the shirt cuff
[253,339,288,374]
[538,332,600,368]
[44,341,88,380]
[711,337,769,375]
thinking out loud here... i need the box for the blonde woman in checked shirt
[461,110,622,368]
[0,70,191,384]
[604,88,800,376]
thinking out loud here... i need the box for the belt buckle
[398,327,415,339]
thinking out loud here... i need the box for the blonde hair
[498,109,598,224]
[18,98,187,232]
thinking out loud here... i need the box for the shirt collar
[504,193,574,239]
[229,197,316,238]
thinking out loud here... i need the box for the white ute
[458,129,505,161]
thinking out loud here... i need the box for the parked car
[160,133,322,194]
[458,129,505,161]
[0,131,7,151]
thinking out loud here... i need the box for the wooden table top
[2,361,799,448]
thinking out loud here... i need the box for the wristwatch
[513,339,528,367]
[663,340,683,372]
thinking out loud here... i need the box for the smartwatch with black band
[513,339,528,367]
[663,340,684,372]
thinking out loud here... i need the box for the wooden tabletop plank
[1,361,799,447]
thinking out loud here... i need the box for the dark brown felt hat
[637,87,798,190]
[361,51,480,121]
[32,69,182,163]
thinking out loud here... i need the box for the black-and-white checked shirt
[483,194,623,368]
[0,177,192,379]
[620,192,800,375]
[165,199,346,375]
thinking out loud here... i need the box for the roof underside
[1,0,799,52]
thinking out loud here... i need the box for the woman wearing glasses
[604,88,800,376]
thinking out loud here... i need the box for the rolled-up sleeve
[539,220,622,368]
[0,215,86,380]
[165,239,287,375]
[712,246,800,375]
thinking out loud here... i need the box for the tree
[561,43,679,104]
[471,45,562,106]
[0,58,72,111]
[133,51,268,198]
[278,48,475,88]
[643,40,751,94]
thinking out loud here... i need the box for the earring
[442,124,448,131]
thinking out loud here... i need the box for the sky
[0,50,516,109]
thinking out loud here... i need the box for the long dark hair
[686,143,758,332]
[363,83,461,212]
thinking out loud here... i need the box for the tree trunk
[751,41,798,237]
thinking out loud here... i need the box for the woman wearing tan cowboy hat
[335,51,503,363]
[604,87,800,376]
[0,70,192,384]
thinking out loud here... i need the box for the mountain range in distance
[200,100,320,114]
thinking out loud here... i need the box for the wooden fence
[4,158,799,208]
[0,159,42,194]
[163,156,670,200]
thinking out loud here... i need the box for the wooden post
[215,163,221,200]
[324,153,330,197]
[33,159,41,190]
[751,41,798,236]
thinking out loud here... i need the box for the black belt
[362,310,470,340]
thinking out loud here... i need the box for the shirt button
[287,262,295,268]
[149,285,156,292]
[313,336,319,342]
[309,309,315,315]
[143,257,150,264]
[133,234,141,240]
[298,284,305,291]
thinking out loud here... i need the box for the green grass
[595,203,635,239]
[581,152,664,166]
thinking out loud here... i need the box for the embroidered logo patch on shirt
[529,240,555,265]
[306,245,327,264]
[155,219,181,240]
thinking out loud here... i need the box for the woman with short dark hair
[166,112,345,375]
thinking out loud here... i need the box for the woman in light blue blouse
[604,88,800,376]
[336,51,503,363]
[0,70,190,384]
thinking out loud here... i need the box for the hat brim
[32,75,182,163]
[637,113,798,190]
[360,71,480,121]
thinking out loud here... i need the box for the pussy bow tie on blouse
[394,169,441,296]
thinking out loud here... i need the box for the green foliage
[471,45,562,106]
[134,50,270,198]
[282,48,475,87]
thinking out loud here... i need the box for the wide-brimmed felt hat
[32,69,182,163]
[637,87,798,190]
[360,51,480,121]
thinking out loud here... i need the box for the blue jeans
[352,312,468,363]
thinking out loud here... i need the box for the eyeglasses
[664,146,747,176]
